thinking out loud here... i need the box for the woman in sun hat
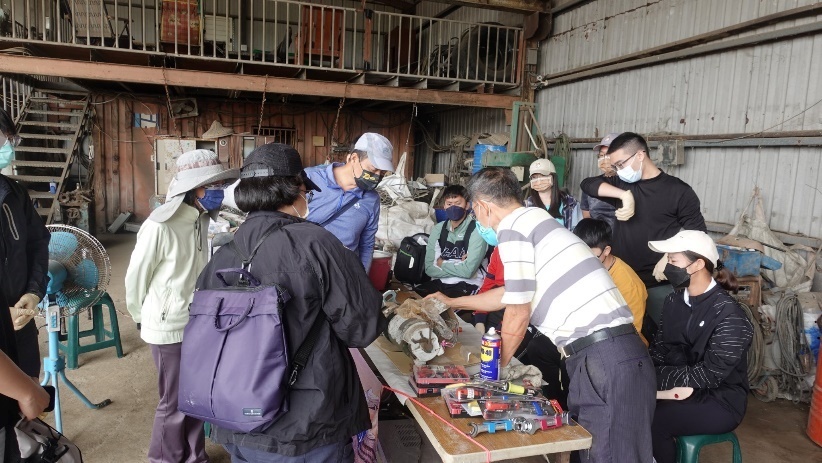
[125,149,238,463]
[647,230,753,463]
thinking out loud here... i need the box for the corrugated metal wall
[92,95,412,228]
[536,0,822,240]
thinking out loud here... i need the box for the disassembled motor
[382,292,458,364]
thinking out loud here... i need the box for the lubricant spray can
[480,327,502,380]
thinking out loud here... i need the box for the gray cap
[593,132,622,152]
[353,133,395,172]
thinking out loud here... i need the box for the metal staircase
[9,89,90,224]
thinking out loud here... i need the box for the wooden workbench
[405,396,591,463]
[364,290,592,462]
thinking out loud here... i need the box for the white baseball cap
[648,230,719,267]
[593,132,622,152]
[529,158,556,177]
[353,133,395,172]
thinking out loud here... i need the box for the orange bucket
[808,351,822,446]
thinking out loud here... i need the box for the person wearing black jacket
[196,143,387,462]
[647,231,753,463]
[0,108,51,380]
[580,132,706,326]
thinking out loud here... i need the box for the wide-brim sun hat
[648,230,719,267]
[149,149,239,223]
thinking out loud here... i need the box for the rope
[331,96,346,146]
[771,293,813,403]
[738,302,764,385]
[551,133,572,185]
[382,386,492,463]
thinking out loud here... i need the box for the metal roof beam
[436,0,549,14]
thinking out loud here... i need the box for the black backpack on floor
[393,233,431,285]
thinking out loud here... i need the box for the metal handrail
[0,75,32,124]
[0,0,524,87]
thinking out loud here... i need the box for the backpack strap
[227,222,282,286]
[287,313,326,388]
[319,197,359,227]
[438,219,477,257]
[437,221,450,254]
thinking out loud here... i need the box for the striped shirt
[498,207,633,347]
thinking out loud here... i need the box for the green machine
[481,102,565,188]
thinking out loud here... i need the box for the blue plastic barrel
[473,144,506,173]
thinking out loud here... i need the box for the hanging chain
[405,102,417,150]
[161,66,184,154]
[331,96,346,146]
[257,75,269,135]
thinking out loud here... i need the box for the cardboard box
[425,174,446,186]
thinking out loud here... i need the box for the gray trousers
[565,330,656,463]
[150,343,207,463]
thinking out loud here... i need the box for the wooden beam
[0,55,519,109]
[436,0,549,14]
[369,0,416,14]
[551,0,593,14]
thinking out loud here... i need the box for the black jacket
[650,284,753,422]
[580,172,706,286]
[0,175,50,303]
[197,211,387,456]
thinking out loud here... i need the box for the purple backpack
[178,224,325,433]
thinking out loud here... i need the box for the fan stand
[41,304,112,433]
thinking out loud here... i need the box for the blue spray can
[480,327,502,380]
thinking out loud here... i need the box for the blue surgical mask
[476,221,498,247]
[617,158,643,183]
[474,201,498,246]
[0,141,15,170]
[197,189,224,211]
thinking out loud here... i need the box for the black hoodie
[649,283,753,422]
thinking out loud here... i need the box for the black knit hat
[240,143,320,191]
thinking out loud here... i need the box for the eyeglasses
[3,136,21,148]
[610,150,643,171]
[596,153,610,160]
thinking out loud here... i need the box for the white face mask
[617,156,643,183]
[530,177,552,192]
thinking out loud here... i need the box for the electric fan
[39,224,113,433]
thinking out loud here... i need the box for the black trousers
[652,396,741,463]
[516,328,570,410]
[413,280,478,298]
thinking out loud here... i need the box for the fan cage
[43,225,112,318]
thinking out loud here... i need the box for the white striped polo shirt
[498,207,634,347]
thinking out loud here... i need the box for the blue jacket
[304,163,380,270]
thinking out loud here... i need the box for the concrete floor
[36,233,822,463]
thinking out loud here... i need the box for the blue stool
[677,432,742,463]
[57,292,124,369]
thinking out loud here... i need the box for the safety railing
[368,11,523,85]
[0,1,524,86]
[0,75,32,123]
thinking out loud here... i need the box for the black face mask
[663,263,693,289]
[354,162,382,191]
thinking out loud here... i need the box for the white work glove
[653,254,669,282]
[11,293,41,331]
[615,190,635,221]
[501,364,543,387]
[656,387,694,401]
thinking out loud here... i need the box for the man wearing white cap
[126,149,238,463]
[580,133,620,231]
[304,133,395,271]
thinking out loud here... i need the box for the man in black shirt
[580,132,706,324]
